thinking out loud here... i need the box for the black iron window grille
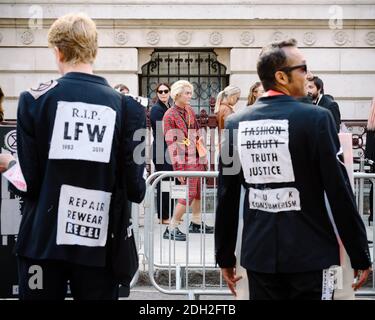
[140,50,228,113]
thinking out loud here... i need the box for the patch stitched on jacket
[249,187,301,213]
[238,119,295,184]
[48,101,116,163]
[27,80,58,99]
[56,184,111,247]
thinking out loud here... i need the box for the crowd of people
[0,12,371,300]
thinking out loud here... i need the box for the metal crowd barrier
[0,122,20,298]
[143,171,230,299]
[139,171,375,299]
[353,172,375,297]
[129,201,144,289]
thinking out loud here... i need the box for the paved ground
[123,285,375,300]
[122,286,234,300]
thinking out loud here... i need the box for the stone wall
[0,1,374,120]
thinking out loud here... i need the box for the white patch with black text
[238,120,295,184]
[56,185,111,247]
[322,265,343,300]
[49,101,116,163]
[249,187,301,213]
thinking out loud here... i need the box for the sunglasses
[279,64,307,73]
[157,89,169,94]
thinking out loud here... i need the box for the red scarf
[264,90,285,97]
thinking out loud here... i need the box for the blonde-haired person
[215,85,241,132]
[215,86,241,132]
[246,81,264,106]
[13,13,146,299]
[163,80,213,241]
[48,13,97,68]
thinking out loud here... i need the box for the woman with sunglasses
[150,83,174,225]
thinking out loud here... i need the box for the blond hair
[247,82,262,106]
[214,85,241,113]
[367,98,375,131]
[48,13,98,64]
[170,80,194,101]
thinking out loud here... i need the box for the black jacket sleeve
[122,96,147,203]
[317,111,371,269]
[215,119,242,268]
[16,92,42,198]
[150,104,164,137]
[329,100,341,133]
[365,130,375,164]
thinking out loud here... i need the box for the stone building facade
[0,0,374,120]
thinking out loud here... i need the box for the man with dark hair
[309,76,324,94]
[215,39,371,300]
[307,76,341,132]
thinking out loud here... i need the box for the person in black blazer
[9,13,146,300]
[215,38,371,300]
[150,83,174,224]
[306,76,341,132]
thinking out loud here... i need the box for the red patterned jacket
[163,104,205,171]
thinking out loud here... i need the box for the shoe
[163,227,186,241]
[159,219,170,225]
[188,222,214,234]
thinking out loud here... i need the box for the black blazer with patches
[15,72,146,267]
[215,94,370,273]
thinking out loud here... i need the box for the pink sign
[3,161,27,192]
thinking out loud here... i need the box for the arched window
[140,50,228,113]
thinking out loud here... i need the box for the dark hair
[114,83,129,93]
[151,82,171,105]
[257,38,298,91]
[307,76,324,94]
[155,82,171,93]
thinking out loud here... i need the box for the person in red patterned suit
[163,80,214,241]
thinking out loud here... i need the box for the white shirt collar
[315,93,323,105]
